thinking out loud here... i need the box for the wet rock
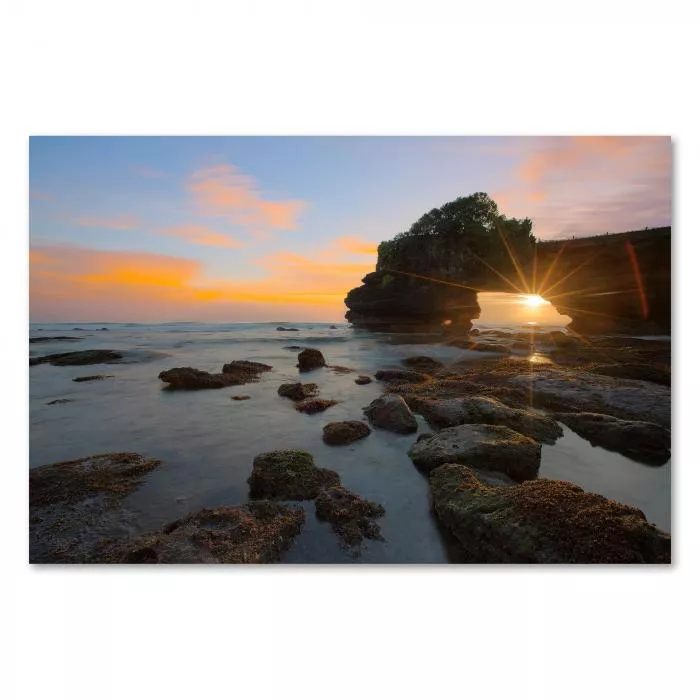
[248,450,340,500]
[322,421,371,446]
[46,398,74,405]
[30,336,83,343]
[409,424,541,481]
[555,412,671,465]
[547,330,581,348]
[315,486,385,548]
[297,348,326,372]
[507,369,671,427]
[30,349,124,366]
[158,367,245,390]
[98,501,305,564]
[355,375,372,385]
[409,395,562,443]
[374,368,431,384]
[282,345,303,351]
[402,356,445,373]
[231,395,251,401]
[588,363,671,387]
[221,360,273,380]
[363,395,418,434]
[29,452,162,563]
[276,326,300,331]
[329,325,338,329]
[511,341,532,351]
[295,398,339,414]
[470,342,511,353]
[72,374,114,382]
[429,463,671,563]
[277,382,319,401]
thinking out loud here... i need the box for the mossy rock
[278,382,319,401]
[248,450,341,500]
[295,398,339,414]
[315,486,385,548]
[322,421,371,446]
[430,464,671,563]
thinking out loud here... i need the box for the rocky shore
[29,336,671,564]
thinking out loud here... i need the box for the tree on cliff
[377,193,535,281]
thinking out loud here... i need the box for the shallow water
[29,321,671,562]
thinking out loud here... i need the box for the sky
[29,136,672,323]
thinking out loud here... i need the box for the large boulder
[315,486,385,548]
[248,450,340,500]
[555,412,671,465]
[363,395,418,434]
[297,348,326,372]
[430,464,671,563]
[222,360,273,379]
[409,395,562,444]
[409,424,541,481]
[507,369,671,427]
[95,501,305,564]
[322,421,371,446]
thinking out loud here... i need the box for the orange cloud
[188,164,306,236]
[159,224,245,249]
[334,235,378,256]
[30,239,375,322]
[74,214,142,230]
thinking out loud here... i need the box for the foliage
[376,193,535,282]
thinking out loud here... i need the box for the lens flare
[522,294,546,308]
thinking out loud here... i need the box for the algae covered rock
[158,367,243,390]
[322,421,371,446]
[355,375,372,385]
[402,356,444,373]
[429,463,671,563]
[278,382,319,401]
[297,348,326,372]
[363,394,418,434]
[248,450,341,500]
[555,412,671,465]
[374,368,431,384]
[222,360,273,379]
[29,452,162,563]
[98,501,305,564]
[315,486,385,548]
[409,395,562,444]
[409,423,541,481]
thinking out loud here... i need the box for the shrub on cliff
[376,192,535,282]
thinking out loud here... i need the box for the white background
[2,2,698,699]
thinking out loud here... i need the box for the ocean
[28,321,671,563]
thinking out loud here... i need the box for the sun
[522,294,546,308]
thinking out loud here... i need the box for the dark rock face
[315,486,385,548]
[429,464,671,563]
[72,374,114,382]
[555,412,671,465]
[277,382,319,401]
[29,452,162,563]
[322,421,371,446]
[345,271,480,333]
[97,501,305,564]
[409,424,541,481]
[30,349,124,366]
[345,228,671,336]
[537,228,671,334]
[297,348,326,372]
[248,450,341,500]
[363,395,418,434]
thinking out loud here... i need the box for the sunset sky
[29,136,671,323]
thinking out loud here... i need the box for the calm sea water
[29,321,671,563]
